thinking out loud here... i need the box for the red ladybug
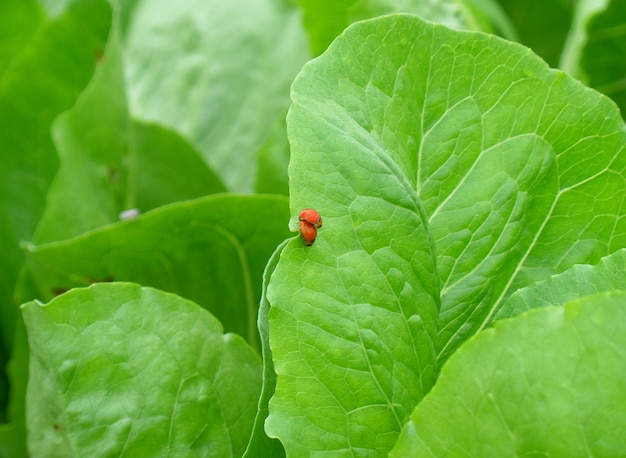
[299,209,322,228]
[298,209,322,246]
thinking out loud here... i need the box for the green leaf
[581,0,626,116]
[254,113,291,196]
[496,0,574,67]
[243,240,290,458]
[0,0,42,77]
[21,283,261,457]
[0,0,111,349]
[391,290,626,456]
[496,248,626,320]
[21,194,291,351]
[121,0,309,192]
[296,0,502,56]
[267,14,626,454]
[34,19,225,244]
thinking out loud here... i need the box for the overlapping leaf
[21,194,291,351]
[392,291,626,456]
[581,0,626,116]
[0,0,111,349]
[34,16,226,244]
[497,248,626,320]
[266,14,626,456]
[0,2,111,454]
[121,0,309,191]
[22,283,261,457]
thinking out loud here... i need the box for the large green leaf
[0,0,111,349]
[392,290,626,456]
[0,1,111,454]
[22,283,261,457]
[34,17,225,244]
[21,194,291,351]
[120,0,309,192]
[267,14,626,455]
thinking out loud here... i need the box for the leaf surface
[22,283,261,457]
[392,291,626,456]
[34,19,225,244]
[496,248,626,320]
[0,0,111,347]
[21,194,291,351]
[121,0,309,191]
[267,14,626,455]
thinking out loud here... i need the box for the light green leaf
[0,0,111,348]
[21,194,291,351]
[22,283,261,457]
[254,113,291,196]
[121,0,309,192]
[243,240,290,458]
[267,14,626,455]
[35,18,225,244]
[496,248,626,320]
[297,0,506,56]
[392,291,626,456]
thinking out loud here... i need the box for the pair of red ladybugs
[299,209,322,246]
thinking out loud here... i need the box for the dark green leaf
[21,194,291,351]
[581,0,626,117]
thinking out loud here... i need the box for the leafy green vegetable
[120,0,309,192]
[497,248,626,320]
[266,13,626,455]
[392,290,626,456]
[2,1,626,456]
[22,283,261,457]
[0,0,111,349]
[34,23,225,244]
[21,194,291,351]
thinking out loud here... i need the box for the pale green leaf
[392,291,626,456]
[34,20,225,244]
[121,0,309,191]
[22,283,261,457]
